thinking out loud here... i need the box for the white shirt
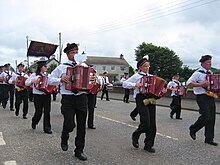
[48,60,87,95]
[9,72,29,89]
[186,66,212,95]
[167,79,181,96]
[0,70,13,85]
[103,76,109,85]
[123,71,150,98]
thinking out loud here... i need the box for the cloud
[0,0,220,70]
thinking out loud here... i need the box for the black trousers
[170,96,182,118]
[123,89,130,103]
[101,86,109,100]
[15,89,28,117]
[87,93,96,127]
[2,84,14,109]
[133,94,156,148]
[94,94,97,107]
[33,94,51,132]
[28,88,33,102]
[130,107,138,118]
[190,94,216,142]
[0,85,4,104]
[61,94,88,154]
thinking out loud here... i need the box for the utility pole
[15,60,17,72]
[26,36,29,69]
[59,32,62,64]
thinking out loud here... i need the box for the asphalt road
[0,94,220,165]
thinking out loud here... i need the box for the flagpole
[59,32,62,64]
[26,36,29,69]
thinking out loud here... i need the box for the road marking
[0,132,6,145]
[4,161,17,165]
[97,115,178,141]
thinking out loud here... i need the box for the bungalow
[86,54,130,83]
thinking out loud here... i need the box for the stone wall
[111,86,220,101]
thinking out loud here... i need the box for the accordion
[89,76,105,94]
[35,76,56,94]
[16,76,27,88]
[175,86,187,96]
[65,65,95,91]
[140,75,167,98]
[106,84,113,91]
[206,74,220,93]
[5,75,12,84]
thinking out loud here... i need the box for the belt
[143,98,156,105]
[16,87,25,92]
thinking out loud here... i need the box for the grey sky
[0,0,220,70]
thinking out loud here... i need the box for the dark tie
[206,71,211,74]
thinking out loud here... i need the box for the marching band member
[87,70,99,129]
[9,62,29,119]
[25,60,53,134]
[48,43,88,161]
[101,71,110,101]
[0,63,15,110]
[187,55,218,146]
[167,74,183,120]
[120,72,130,103]
[0,65,4,105]
[123,56,157,153]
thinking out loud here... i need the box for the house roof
[47,58,59,64]
[86,56,129,66]
[29,58,59,70]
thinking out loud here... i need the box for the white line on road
[4,161,17,165]
[96,115,179,141]
[0,132,6,145]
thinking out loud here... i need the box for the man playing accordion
[187,55,218,146]
[9,62,29,119]
[49,43,88,161]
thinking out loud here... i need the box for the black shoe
[31,123,36,129]
[10,108,14,111]
[170,114,173,119]
[144,146,155,153]
[23,116,27,119]
[88,126,96,129]
[189,126,196,140]
[132,133,139,148]
[2,105,6,109]
[176,118,182,120]
[205,141,218,146]
[106,99,110,101]
[61,135,69,151]
[44,130,52,134]
[15,111,19,116]
[75,152,87,161]
[130,114,136,121]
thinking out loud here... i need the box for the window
[102,66,106,70]
[111,66,115,70]
[120,66,126,71]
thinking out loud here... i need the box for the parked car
[113,81,122,87]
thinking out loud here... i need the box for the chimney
[120,54,124,59]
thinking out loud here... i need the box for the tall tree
[135,42,183,80]
[179,65,195,82]
[47,63,57,73]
